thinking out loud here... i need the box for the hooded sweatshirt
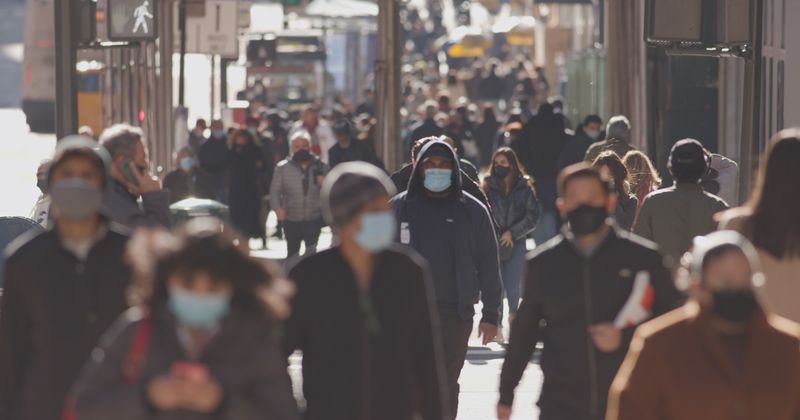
[391,141,503,325]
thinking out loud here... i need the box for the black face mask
[712,289,759,324]
[566,204,608,236]
[292,149,311,162]
[37,178,49,194]
[492,165,511,179]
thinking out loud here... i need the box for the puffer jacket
[269,157,329,222]
[485,175,540,241]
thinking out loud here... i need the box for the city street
[3,0,800,419]
[0,108,541,419]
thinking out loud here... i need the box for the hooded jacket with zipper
[499,226,684,420]
[0,224,131,420]
[390,141,503,325]
[269,156,329,222]
[485,174,540,241]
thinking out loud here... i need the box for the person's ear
[556,197,566,217]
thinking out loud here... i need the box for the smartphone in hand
[118,157,140,187]
[170,361,209,382]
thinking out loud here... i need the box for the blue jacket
[391,141,502,325]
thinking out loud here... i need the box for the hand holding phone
[170,361,209,382]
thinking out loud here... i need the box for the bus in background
[22,0,108,134]
[22,0,55,132]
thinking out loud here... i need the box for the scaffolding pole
[375,0,402,171]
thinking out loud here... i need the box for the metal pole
[375,0,401,170]
[220,58,229,109]
[54,0,79,138]
[210,55,217,119]
[739,0,764,199]
[178,0,187,106]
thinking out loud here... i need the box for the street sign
[184,0,240,58]
[108,0,158,41]
[238,1,253,29]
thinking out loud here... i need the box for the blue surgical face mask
[213,129,226,139]
[168,287,231,330]
[179,157,196,171]
[423,168,452,193]
[355,211,396,253]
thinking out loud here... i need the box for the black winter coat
[391,142,502,325]
[285,247,448,420]
[485,175,540,241]
[227,144,265,238]
[499,227,684,420]
[72,307,299,420]
[0,226,131,420]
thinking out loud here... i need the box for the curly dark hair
[126,219,280,318]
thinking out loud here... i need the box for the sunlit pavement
[0,109,56,218]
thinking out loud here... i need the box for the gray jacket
[634,182,728,266]
[104,181,171,230]
[71,307,299,420]
[269,158,329,222]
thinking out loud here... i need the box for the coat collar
[688,302,776,385]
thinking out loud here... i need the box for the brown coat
[607,303,800,420]
[720,209,800,323]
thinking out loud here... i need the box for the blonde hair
[623,151,662,197]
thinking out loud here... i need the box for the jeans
[499,239,527,323]
[284,219,322,258]
[437,304,473,420]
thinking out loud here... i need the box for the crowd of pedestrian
[5,52,800,420]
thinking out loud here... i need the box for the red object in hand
[170,362,209,382]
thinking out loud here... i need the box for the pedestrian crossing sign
[108,0,159,41]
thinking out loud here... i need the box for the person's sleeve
[632,198,654,241]
[218,331,300,420]
[0,257,32,419]
[605,332,665,420]
[648,251,685,316]
[73,318,152,420]
[498,259,543,406]
[475,204,502,326]
[410,262,450,420]
[328,145,341,168]
[269,166,284,211]
[509,188,541,241]
[282,267,306,358]
[139,190,172,228]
